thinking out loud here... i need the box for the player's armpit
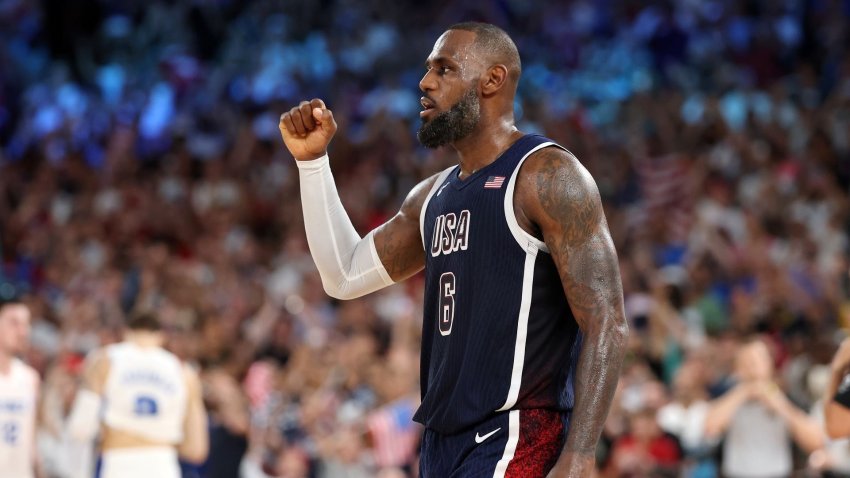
[372,172,442,282]
[517,147,628,473]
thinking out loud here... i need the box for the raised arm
[703,383,752,438]
[750,381,824,452]
[516,147,628,477]
[280,99,435,299]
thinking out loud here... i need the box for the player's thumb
[313,108,337,136]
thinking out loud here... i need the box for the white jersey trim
[496,249,537,412]
[504,142,570,254]
[99,447,180,478]
[419,166,457,249]
[492,410,520,478]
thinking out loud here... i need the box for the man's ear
[481,64,509,96]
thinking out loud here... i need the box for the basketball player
[0,296,39,478]
[280,22,628,477]
[67,312,208,478]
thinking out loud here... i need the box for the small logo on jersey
[474,427,501,443]
[430,210,471,257]
[436,183,450,196]
[484,176,505,189]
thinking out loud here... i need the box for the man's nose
[419,70,437,93]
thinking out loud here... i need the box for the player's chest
[425,187,510,259]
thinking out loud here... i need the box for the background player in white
[67,311,208,478]
[0,295,39,478]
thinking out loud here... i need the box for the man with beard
[279,22,628,477]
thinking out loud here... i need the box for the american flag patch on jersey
[484,176,505,189]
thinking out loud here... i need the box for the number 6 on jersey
[439,272,456,336]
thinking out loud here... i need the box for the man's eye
[424,65,450,76]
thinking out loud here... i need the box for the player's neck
[0,352,12,375]
[452,116,522,179]
[125,331,164,348]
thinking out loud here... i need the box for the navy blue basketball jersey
[413,134,583,435]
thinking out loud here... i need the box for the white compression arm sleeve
[296,154,394,299]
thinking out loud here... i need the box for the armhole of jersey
[419,166,457,249]
[504,142,569,254]
[14,359,38,391]
[26,362,39,393]
[102,345,118,395]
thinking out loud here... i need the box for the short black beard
[417,88,480,149]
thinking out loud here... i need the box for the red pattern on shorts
[505,409,565,478]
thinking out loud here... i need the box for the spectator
[656,360,716,477]
[704,338,824,478]
[606,406,681,477]
[37,357,93,478]
[202,368,250,478]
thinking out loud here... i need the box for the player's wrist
[294,153,330,169]
[293,150,329,162]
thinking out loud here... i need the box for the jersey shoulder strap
[419,166,458,248]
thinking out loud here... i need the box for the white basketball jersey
[0,359,38,478]
[103,343,187,444]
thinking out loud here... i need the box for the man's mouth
[420,97,436,118]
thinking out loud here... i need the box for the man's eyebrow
[424,56,455,68]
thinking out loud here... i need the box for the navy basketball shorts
[420,409,569,478]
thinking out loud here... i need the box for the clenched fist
[279,98,338,161]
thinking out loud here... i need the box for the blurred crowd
[2,0,850,476]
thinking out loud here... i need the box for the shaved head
[448,22,521,84]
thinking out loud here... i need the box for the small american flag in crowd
[367,397,421,468]
[484,176,505,188]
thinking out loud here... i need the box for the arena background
[1,0,850,476]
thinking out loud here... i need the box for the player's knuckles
[299,103,316,129]
[326,110,338,129]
